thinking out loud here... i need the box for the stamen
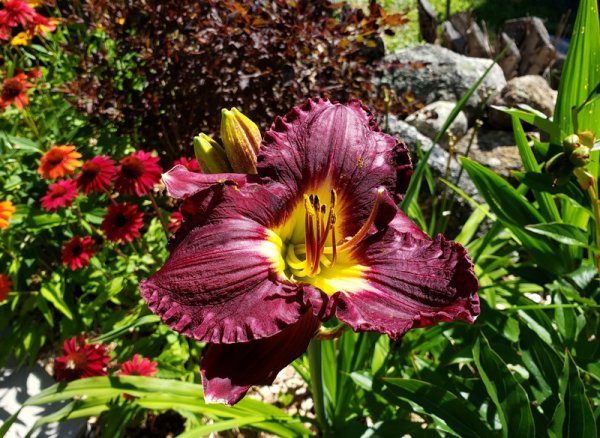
[304,195,315,269]
[329,213,337,267]
[337,187,385,253]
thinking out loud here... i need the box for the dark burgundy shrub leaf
[59,0,406,159]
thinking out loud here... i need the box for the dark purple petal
[201,311,320,405]
[141,185,306,344]
[162,165,250,199]
[257,97,412,236]
[334,211,479,341]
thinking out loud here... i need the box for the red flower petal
[61,235,96,271]
[333,212,480,341]
[141,185,306,344]
[54,336,110,382]
[115,150,162,196]
[258,97,412,236]
[40,179,77,212]
[162,164,249,200]
[201,311,320,405]
[101,202,144,243]
[76,155,117,194]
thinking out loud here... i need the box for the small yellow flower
[27,0,45,7]
[10,32,31,46]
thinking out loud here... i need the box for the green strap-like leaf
[381,378,492,438]
[473,336,535,438]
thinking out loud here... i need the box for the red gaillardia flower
[40,179,77,212]
[76,155,117,194]
[118,354,158,400]
[173,156,201,173]
[119,354,158,377]
[54,336,110,382]
[115,150,162,196]
[38,145,83,179]
[0,0,36,30]
[101,202,144,243]
[61,235,96,270]
[0,273,12,302]
[0,200,16,229]
[0,72,32,110]
[141,98,480,406]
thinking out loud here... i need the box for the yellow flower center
[262,187,385,295]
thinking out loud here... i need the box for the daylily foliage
[141,98,480,405]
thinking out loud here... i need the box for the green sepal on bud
[562,134,580,154]
[193,133,232,174]
[570,145,591,168]
[220,108,261,174]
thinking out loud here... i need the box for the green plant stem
[586,183,600,276]
[22,108,40,139]
[146,189,170,238]
[307,340,329,436]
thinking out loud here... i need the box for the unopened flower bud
[193,133,232,174]
[570,145,591,168]
[562,134,580,154]
[578,130,595,148]
[220,108,261,174]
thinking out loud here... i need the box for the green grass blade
[93,314,160,343]
[511,116,561,222]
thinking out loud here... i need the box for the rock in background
[488,75,557,129]
[378,44,506,119]
[405,100,468,147]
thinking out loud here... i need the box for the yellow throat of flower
[262,188,385,295]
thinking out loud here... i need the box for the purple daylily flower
[141,98,480,405]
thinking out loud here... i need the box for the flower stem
[22,108,40,139]
[146,189,170,238]
[307,340,329,436]
[586,182,600,276]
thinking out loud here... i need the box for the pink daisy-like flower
[173,157,200,172]
[61,235,96,270]
[115,151,162,196]
[54,336,110,382]
[76,155,117,194]
[119,354,158,377]
[40,179,77,212]
[118,354,158,400]
[101,202,144,243]
[0,0,36,31]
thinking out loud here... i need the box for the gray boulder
[488,75,557,129]
[378,44,506,119]
[455,128,524,179]
[387,116,481,233]
[405,100,469,147]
